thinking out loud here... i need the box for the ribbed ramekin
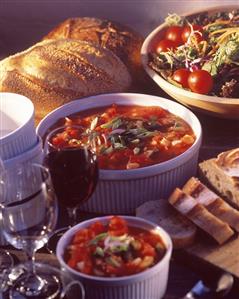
[56,216,173,299]
[0,92,38,160]
[37,93,202,214]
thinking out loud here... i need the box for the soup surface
[51,104,196,170]
[65,216,166,277]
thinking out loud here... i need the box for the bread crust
[0,39,131,122]
[43,17,145,88]
[199,154,239,208]
[169,188,234,244]
[183,177,239,232]
[136,199,197,249]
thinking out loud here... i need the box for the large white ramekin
[0,92,38,160]
[36,93,202,214]
[56,215,173,299]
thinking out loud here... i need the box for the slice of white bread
[182,177,239,232]
[136,199,197,249]
[168,188,234,244]
[199,148,239,208]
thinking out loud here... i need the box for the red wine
[45,147,98,208]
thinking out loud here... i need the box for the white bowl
[0,92,38,160]
[36,93,202,214]
[56,215,173,299]
[141,6,239,120]
[3,137,43,170]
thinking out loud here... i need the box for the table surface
[3,83,239,299]
[0,22,239,296]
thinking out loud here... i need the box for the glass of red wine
[43,125,99,251]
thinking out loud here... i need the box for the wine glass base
[0,249,14,271]
[2,262,62,299]
[47,227,70,254]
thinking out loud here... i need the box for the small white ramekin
[0,92,38,160]
[37,93,202,214]
[56,216,173,299]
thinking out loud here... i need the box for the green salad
[148,10,239,97]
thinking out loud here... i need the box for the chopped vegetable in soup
[51,104,196,170]
[65,216,166,277]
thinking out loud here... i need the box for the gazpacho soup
[51,103,196,170]
[65,216,167,277]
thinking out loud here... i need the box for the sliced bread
[136,199,197,249]
[199,148,239,208]
[168,188,234,244]
[182,177,239,232]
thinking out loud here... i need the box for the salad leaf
[165,13,183,26]
[202,61,218,76]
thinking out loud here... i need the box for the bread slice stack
[199,148,239,208]
[183,177,239,232]
[168,174,239,244]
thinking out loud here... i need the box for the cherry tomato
[155,39,177,54]
[165,25,183,46]
[188,70,213,94]
[181,25,204,43]
[172,68,191,88]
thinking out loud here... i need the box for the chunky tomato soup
[51,104,196,170]
[65,216,166,277]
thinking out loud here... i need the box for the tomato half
[165,25,183,46]
[181,25,204,43]
[155,39,177,54]
[188,70,213,94]
[172,68,191,88]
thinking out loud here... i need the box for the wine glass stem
[67,206,78,226]
[25,246,37,276]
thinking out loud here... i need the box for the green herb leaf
[89,233,108,245]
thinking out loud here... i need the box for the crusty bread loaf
[136,199,197,249]
[0,39,131,122]
[43,17,145,89]
[199,148,239,208]
[168,188,234,244]
[183,177,239,232]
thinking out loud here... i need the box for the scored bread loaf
[43,17,145,89]
[168,188,234,244]
[136,199,197,249]
[199,148,239,208]
[182,177,239,232]
[0,39,131,122]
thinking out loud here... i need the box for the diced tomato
[82,259,93,275]
[51,136,66,147]
[140,242,156,258]
[129,154,151,167]
[125,262,140,275]
[107,149,133,170]
[141,233,162,247]
[68,258,77,269]
[72,228,94,244]
[89,221,105,235]
[108,216,128,236]
[67,129,80,139]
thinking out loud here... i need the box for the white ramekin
[36,93,202,214]
[56,215,173,299]
[0,92,38,160]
